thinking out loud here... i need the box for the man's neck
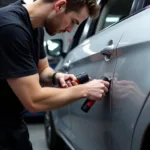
[23,0,53,29]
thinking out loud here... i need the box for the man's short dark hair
[44,0,100,19]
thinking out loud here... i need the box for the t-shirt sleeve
[0,25,38,79]
[39,28,46,59]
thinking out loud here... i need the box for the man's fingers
[66,81,72,87]
[100,90,105,97]
[99,82,109,93]
[72,81,78,86]
[60,78,67,87]
[65,74,76,81]
[89,77,92,81]
[103,86,108,93]
[101,80,110,87]
[60,75,78,87]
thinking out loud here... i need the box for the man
[0,0,109,149]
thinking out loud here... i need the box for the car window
[144,0,150,7]
[66,0,102,52]
[66,18,88,53]
[96,0,135,32]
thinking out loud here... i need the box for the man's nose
[66,26,74,33]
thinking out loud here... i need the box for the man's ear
[54,0,67,12]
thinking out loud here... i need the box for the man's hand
[38,58,78,87]
[55,73,110,100]
[55,72,78,87]
[84,79,110,100]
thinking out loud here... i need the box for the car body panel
[111,8,150,150]
[64,21,125,150]
[131,95,150,150]
[54,6,150,150]
[46,1,150,150]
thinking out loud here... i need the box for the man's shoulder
[0,1,31,33]
[0,24,31,40]
[0,24,32,52]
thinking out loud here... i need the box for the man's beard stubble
[45,25,56,36]
[44,15,66,36]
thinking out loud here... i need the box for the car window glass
[66,0,101,51]
[144,0,150,7]
[66,18,88,53]
[98,0,134,31]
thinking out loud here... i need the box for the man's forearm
[39,66,55,85]
[32,85,87,112]
[8,73,86,114]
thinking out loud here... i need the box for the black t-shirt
[0,0,46,122]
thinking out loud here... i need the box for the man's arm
[7,74,109,113]
[38,57,77,87]
[38,57,55,85]
[7,74,87,113]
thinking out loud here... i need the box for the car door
[110,4,150,150]
[67,37,119,150]
[66,0,135,150]
[65,0,133,150]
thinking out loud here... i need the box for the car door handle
[62,60,71,71]
[100,44,114,57]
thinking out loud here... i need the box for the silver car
[44,0,150,150]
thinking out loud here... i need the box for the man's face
[44,1,89,35]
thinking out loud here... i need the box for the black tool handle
[81,76,109,113]
[75,72,89,84]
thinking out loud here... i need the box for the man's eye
[72,20,75,24]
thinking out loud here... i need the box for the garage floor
[27,118,70,150]
[28,123,49,150]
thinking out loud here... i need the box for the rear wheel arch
[44,111,66,150]
[140,124,150,150]
[131,94,150,150]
